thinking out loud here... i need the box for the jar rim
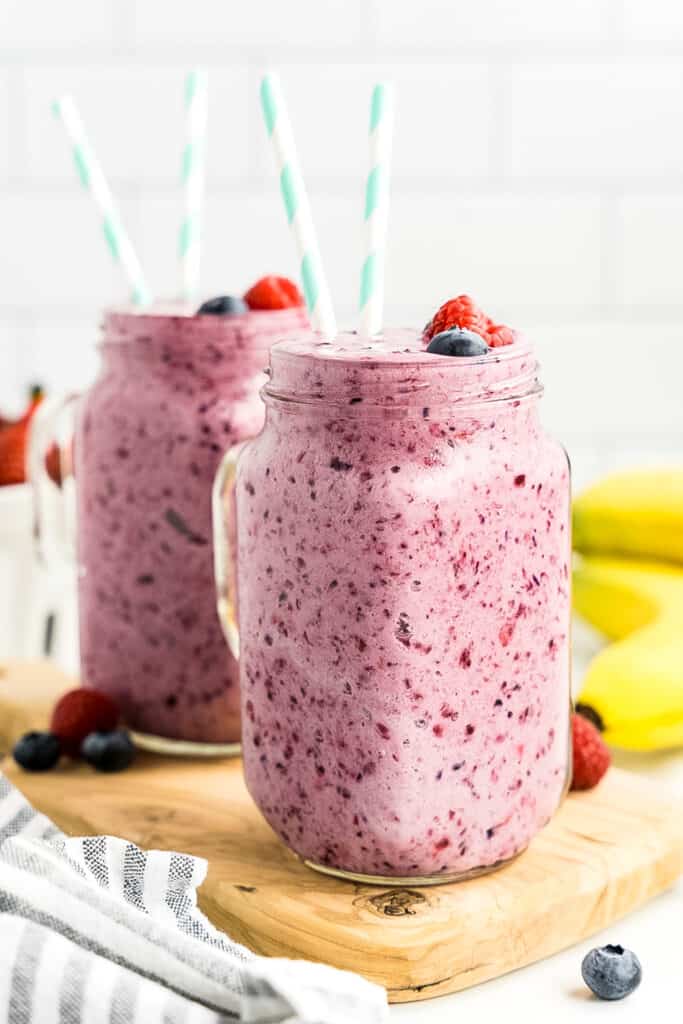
[98,306,309,364]
[264,328,541,410]
[101,303,306,337]
[268,327,532,365]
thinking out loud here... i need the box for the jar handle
[27,393,79,570]
[212,441,245,660]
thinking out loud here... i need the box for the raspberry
[486,323,516,348]
[570,711,610,791]
[50,689,120,757]
[422,295,491,344]
[0,385,44,487]
[422,296,518,348]
[243,275,304,311]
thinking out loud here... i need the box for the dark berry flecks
[164,508,208,546]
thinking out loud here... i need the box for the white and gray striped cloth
[0,773,388,1024]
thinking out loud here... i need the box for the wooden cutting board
[1,660,682,1003]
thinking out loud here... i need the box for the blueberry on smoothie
[426,328,489,357]
[197,296,248,316]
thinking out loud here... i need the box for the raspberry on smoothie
[423,294,516,349]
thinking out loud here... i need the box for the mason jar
[215,329,571,880]
[31,304,307,753]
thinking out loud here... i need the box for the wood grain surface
[2,660,682,1003]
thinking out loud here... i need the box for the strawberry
[243,275,304,311]
[0,386,44,487]
[50,688,121,757]
[423,295,491,344]
[570,711,611,791]
[0,424,28,485]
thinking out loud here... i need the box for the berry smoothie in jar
[218,297,571,881]
[76,281,307,752]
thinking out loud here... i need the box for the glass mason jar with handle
[215,329,571,882]
[30,303,307,754]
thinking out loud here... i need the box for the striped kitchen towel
[0,773,388,1024]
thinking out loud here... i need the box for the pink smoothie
[76,303,307,744]
[232,329,571,878]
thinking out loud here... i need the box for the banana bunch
[573,468,683,751]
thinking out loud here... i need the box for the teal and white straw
[359,83,394,338]
[180,69,208,303]
[260,71,337,339]
[52,95,151,307]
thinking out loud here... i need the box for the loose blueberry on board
[426,328,490,357]
[13,731,62,772]
[196,296,248,316]
[581,945,642,1001]
[81,730,136,773]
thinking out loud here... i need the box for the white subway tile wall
[0,0,116,51]
[376,0,614,47]
[506,62,683,178]
[623,0,683,40]
[0,0,682,454]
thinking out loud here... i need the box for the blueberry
[81,730,135,773]
[196,295,248,316]
[13,731,61,772]
[426,328,489,357]
[581,944,642,1001]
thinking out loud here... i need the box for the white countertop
[391,868,682,1022]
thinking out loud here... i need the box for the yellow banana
[574,556,683,751]
[573,468,683,564]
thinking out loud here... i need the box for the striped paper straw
[52,96,151,306]
[180,69,208,302]
[260,71,337,339]
[359,83,394,337]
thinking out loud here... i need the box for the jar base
[301,848,525,887]
[131,731,241,758]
